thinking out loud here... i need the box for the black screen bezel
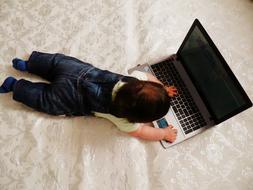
[176,19,252,124]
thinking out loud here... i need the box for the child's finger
[166,85,177,90]
[172,128,178,133]
[170,90,178,94]
[168,89,178,96]
[165,86,176,91]
[169,86,177,91]
[170,92,178,96]
[168,125,173,129]
[170,88,178,93]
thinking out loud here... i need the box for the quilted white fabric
[0,0,253,189]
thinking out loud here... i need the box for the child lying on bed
[0,52,178,142]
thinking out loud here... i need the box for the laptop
[128,19,252,148]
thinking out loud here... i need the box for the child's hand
[165,86,178,97]
[163,125,177,143]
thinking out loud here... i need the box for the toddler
[0,51,178,142]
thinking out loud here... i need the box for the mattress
[0,0,253,189]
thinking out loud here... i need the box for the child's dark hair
[110,80,171,123]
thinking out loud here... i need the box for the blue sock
[0,76,17,93]
[12,58,28,71]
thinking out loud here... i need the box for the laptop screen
[177,19,252,124]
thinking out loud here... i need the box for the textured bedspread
[0,0,253,189]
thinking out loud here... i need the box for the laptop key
[173,106,178,113]
[185,129,193,134]
[193,126,200,131]
[179,109,184,115]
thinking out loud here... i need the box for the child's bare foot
[163,125,177,143]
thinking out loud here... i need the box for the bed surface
[0,0,253,189]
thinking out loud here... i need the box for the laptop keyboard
[151,61,207,134]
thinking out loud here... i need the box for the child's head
[111,80,171,123]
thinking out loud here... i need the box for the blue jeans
[13,51,96,116]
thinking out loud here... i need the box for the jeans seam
[76,67,95,114]
[76,67,95,88]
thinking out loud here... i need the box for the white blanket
[0,0,253,189]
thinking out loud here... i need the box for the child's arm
[145,72,163,85]
[128,123,177,142]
